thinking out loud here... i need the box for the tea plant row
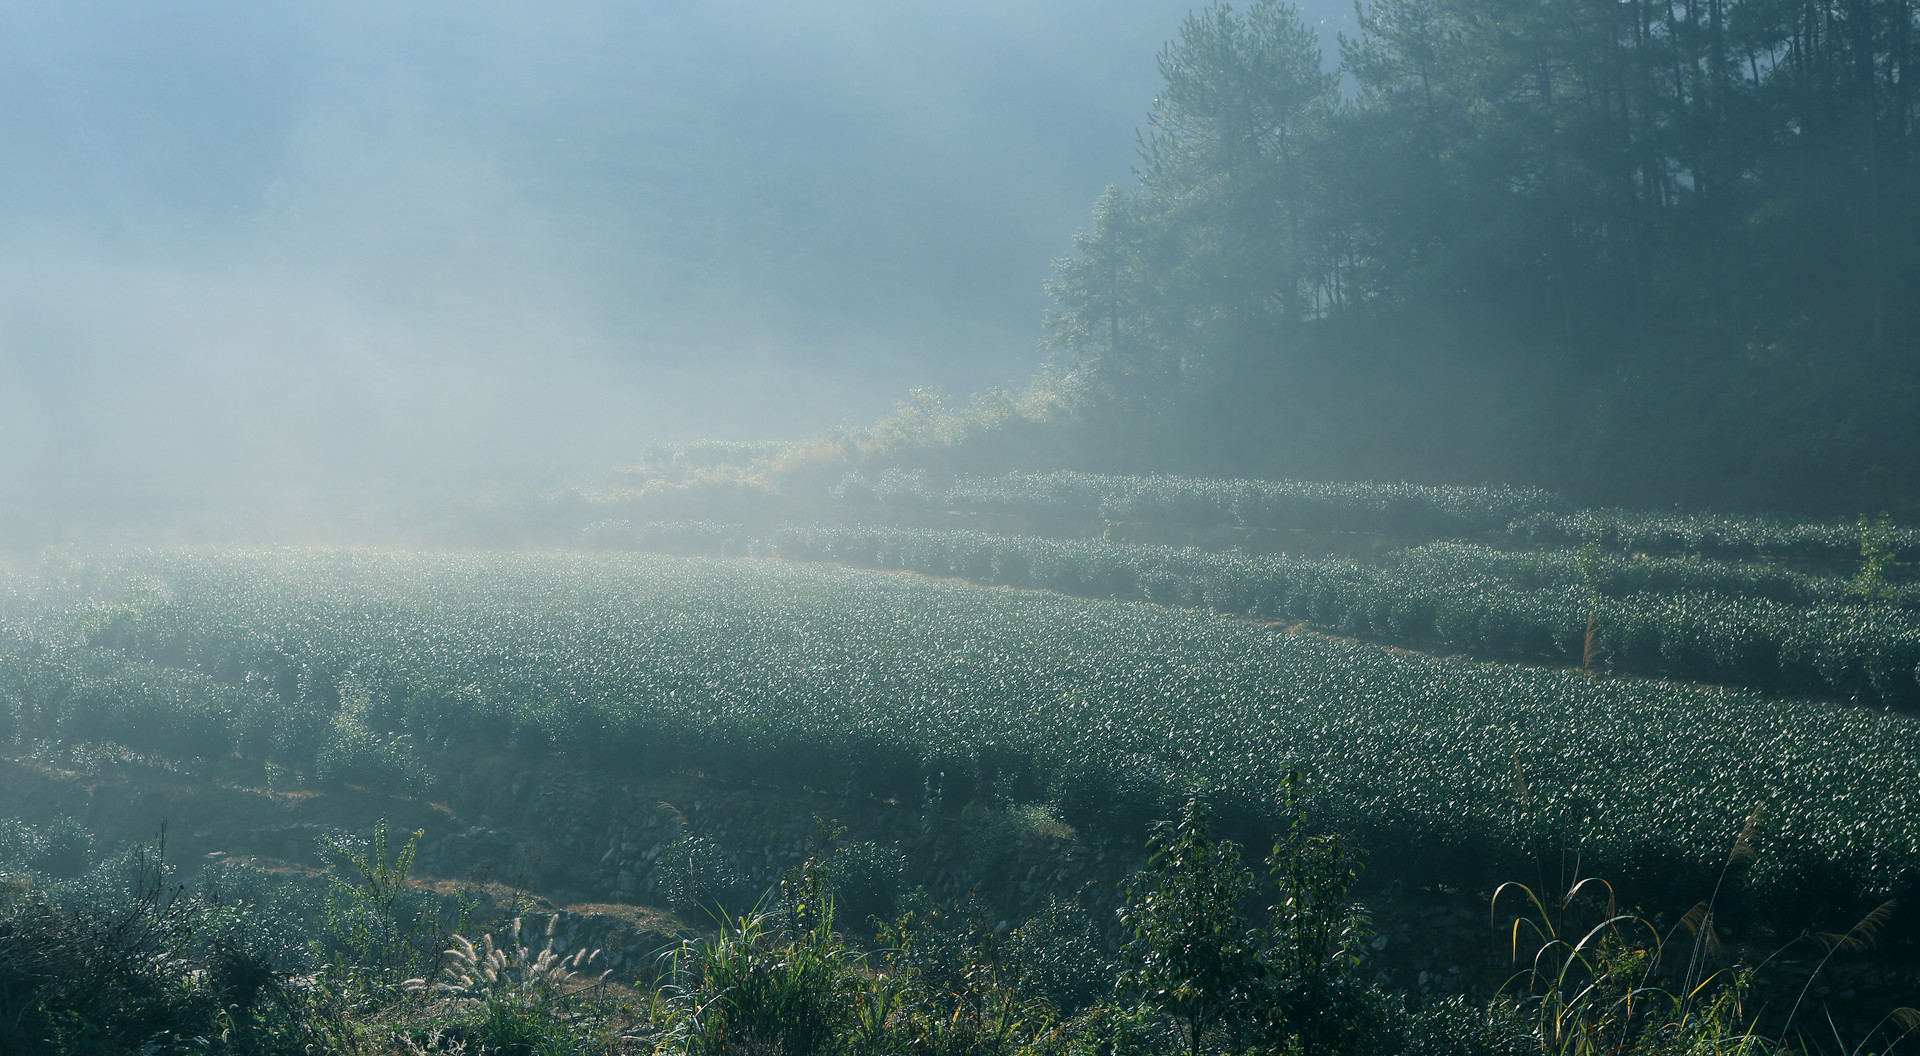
[830,471,1915,566]
[832,470,1566,540]
[604,521,1920,707]
[1507,509,1920,564]
[9,549,1920,928]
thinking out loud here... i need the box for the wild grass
[1492,806,1920,1056]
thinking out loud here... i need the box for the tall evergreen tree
[1041,0,1920,511]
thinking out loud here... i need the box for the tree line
[1041,0,1918,513]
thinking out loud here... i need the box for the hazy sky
[0,0,1353,507]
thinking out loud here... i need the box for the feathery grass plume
[1856,1005,1920,1054]
[403,914,607,1009]
[1675,900,1723,960]
[1729,805,1765,865]
[1807,899,1897,955]
[1492,876,1706,1056]
[1510,750,1531,809]
[1779,899,1899,1043]
[1581,612,1606,675]
[1676,806,1767,1010]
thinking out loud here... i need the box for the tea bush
[616,522,1920,706]
[10,548,1920,927]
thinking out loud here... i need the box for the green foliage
[1511,510,1920,567]
[1005,896,1118,1015]
[19,547,1920,931]
[1575,532,1607,605]
[0,783,1901,1056]
[829,470,1920,572]
[661,906,854,1056]
[1118,792,1384,1056]
[658,856,1075,1056]
[0,816,650,1055]
[0,850,200,1054]
[0,835,350,1056]
[621,521,1920,706]
[1045,0,1341,413]
[318,819,469,980]
[653,816,757,917]
[0,816,98,878]
[1493,879,1766,1056]
[315,676,426,794]
[823,839,910,927]
[442,996,584,1056]
[1061,1001,1166,1056]
[834,469,1568,539]
[1396,996,1535,1056]
[195,860,327,991]
[1255,781,1381,1056]
[1037,0,1920,513]
[1120,798,1261,1056]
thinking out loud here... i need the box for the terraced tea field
[602,521,1920,706]
[823,469,1920,563]
[6,546,1920,931]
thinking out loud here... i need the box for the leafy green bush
[1508,509,1920,566]
[655,831,759,916]
[614,522,1920,706]
[824,840,909,927]
[827,471,1920,575]
[1005,896,1116,1015]
[0,835,348,1056]
[0,816,98,878]
[1397,996,1535,1056]
[314,677,427,794]
[0,871,206,1054]
[1120,794,1386,1056]
[19,548,1920,929]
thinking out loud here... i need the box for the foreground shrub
[0,844,343,1056]
[1120,793,1388,1056]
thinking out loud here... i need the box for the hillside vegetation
[1028,0,1920,513]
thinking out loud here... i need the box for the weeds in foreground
[403,914,610,1009]
[1495,805,1919,1056]
[1495,875,1758,1056]
[653,853,1063,1056]
[320,820,452,980]
[1119,784,1385,1056]
[9,804,1920,1056]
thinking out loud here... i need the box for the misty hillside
[2,3,1919,1056]
[0,0,1277,511]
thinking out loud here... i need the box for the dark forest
[1042,0,1916,512]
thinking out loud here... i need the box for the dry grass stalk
[1581,612,1605,674]
[1676,900,1724,959]
[1729,806,1764,865]
[1807,899,1897,955]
